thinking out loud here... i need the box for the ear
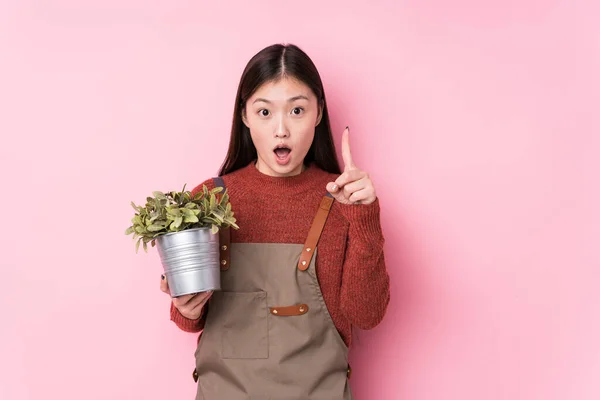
[241,107,249,128]
[315,101,324,126]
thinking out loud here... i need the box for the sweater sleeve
[170,302,206,332]
[167,178,217,333]
[337,197,390,330]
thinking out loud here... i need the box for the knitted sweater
[170,161,390,347]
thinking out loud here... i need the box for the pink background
[1,1,599,399]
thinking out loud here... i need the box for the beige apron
[191,177,353,400]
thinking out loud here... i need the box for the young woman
[160,43,390,399]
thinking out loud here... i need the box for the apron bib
[192,178,352,400]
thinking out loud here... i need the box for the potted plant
[125,184,239,297]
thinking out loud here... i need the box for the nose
[274,115,290,138]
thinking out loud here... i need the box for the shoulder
[190,178,216,196]
[190,164,250,195]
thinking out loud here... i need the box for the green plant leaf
[147,224,165,232]
[212,209,225,223]
[130,202,141,212]
[166,207,181,217]
[174,216,183,229]
[202,216,220,224]
[211,224,219,234]
[184,215,199,223]
[125,226,134,235]
[181,208,194,217]
[220,192,229,206]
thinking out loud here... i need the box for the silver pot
[156,227,221,297]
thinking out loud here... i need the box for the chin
[271,161,304,177]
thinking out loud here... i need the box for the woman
[160,43,390,399]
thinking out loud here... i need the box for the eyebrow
[252,95,310,104]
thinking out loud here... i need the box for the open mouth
[273,144,292,165]
[273,144,291,159]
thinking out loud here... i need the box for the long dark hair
[218,43,341,176]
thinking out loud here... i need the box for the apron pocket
[220,291,269,359]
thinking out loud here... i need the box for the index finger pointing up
[341,126,356,171]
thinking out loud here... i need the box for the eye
[291,107,304,115]
[258,109,270,117]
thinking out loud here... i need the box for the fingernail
[332,184,338,191]
[161,274,165,280]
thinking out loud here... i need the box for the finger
[191,291,213,311]
[342,178,368,199]
[341,127,356,171]
[325,183,349,203]
[172,293,197,307]
[183,293,213,317]
[176,290,213,309]
[326,170,364,196]
[326,181,340,193]
[192,291,213,306]
[348,188,373,203]
[160,274,170,294]
[332,170,366,190]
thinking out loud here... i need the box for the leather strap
[298,194,334,271]
[218,227,230,271]
[212,177,230,271]
[269,303,309,316]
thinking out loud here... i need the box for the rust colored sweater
[169,161,390,347]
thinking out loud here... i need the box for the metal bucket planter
[156,227,220,297]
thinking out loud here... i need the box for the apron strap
[298,193,334,271]
[212,175,333,272]
[212,177,231,270]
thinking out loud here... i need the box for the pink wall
[1,1,599,399]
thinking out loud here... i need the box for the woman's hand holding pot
[160,275,213,320]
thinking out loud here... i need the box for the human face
[242,77,323,177]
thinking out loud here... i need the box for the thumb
[159,274,170,295]
[326,182,346,202]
